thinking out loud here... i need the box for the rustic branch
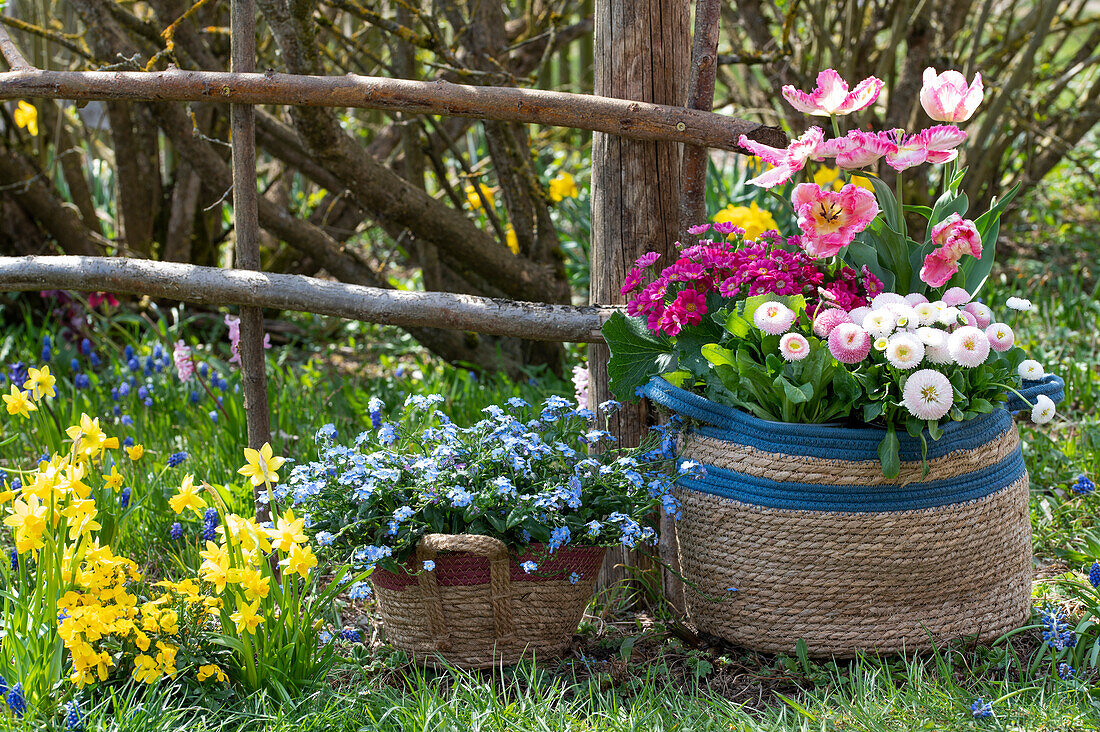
[0,68,787,152]
[0,256,610,342]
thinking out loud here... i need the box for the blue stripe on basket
[643,377,1014,462]
[677,447,1025,512]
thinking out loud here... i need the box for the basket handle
[415,534,514,650]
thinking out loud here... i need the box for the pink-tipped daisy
[985,323,1015,352]
[779,333,811,362]
[942,286,972,307]
[871,293,907,310]
[813,308,852,338]
[828,323,871,364]
[915,326,947,349]
[964,302,993,329]
[902,369,954,420]
[847,306,871,326]
[947,326,990,367]
[913,302,938,326]
[753,302,796,335]
[886,332,925,370]
[863,310,896,339]
[959,310,978,328]
[926,343,953,365]
[904,293,930,307]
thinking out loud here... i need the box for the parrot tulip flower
[738,127,827,188]
[791,183,879,259]
[920,213,983,288]
[920,68,984,123]
[782,70,884,117]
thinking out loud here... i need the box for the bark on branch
[0,256,611,342]
[0,68,787,152]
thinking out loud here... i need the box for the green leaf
[774,375,813,404]
[863,401,884,422]
[662,369,692,388]
[927,190,968,232]
[601,311,676,399]
[879,424,900,479]
[843,239,894,291]
[865,174,902,234]
[724,310,752,338]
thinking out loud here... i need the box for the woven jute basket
[371,534,605,668]
[642,375,1065,657]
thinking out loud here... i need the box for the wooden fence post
[589,0,689,608]
[230,0,273,520]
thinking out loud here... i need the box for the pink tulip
[885,131,928,171]
[738,127,826,188]
[920,214,982,288]
[791,183,879,259]
[782,69,884,117]
[831,129,898,169]
[918,125,967,164]
[920,68,984,123]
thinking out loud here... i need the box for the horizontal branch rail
[0,256,610,342]
[0,68,786,151]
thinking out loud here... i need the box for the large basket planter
[643,375,1065,657]
[371,534,605,668]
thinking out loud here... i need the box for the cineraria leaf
[601,311,676,400]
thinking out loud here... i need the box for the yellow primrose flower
[267,509,307,553]
[23,365,56,400]
[282,543,318,580]
[197,664,229,683]
[103,464,125,492]
[548,171,579,202]
[13,100,37,136]
[504,224,519,255]
[132,654,160,684]
[3,385,37,419]
[464,182,495,210]
[238,443,286,487]
[712,201,778,242]
[169,474,207,516]
[812,165,845,192]
[229,565,270,602]
[230,598,264,634]
[65,414,119,459]
[126,444,144,461]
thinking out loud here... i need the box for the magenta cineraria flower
[621,267,645,296]
[781,70,884,117]
[791,183,879,259]
[635,252,661,268]
[687,223,711,235]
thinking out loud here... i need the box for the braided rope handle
[415,534,515,650]
[1004,374,1065,413]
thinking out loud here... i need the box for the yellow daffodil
[267,509,307,553]
[103,464,124,492]
[126,444,144,461]
[169,474,207,515]
[197,664,229,683]
[199,541,231,593]
[712,201,778,242]
[3,385,37,419]
[132,654,160,684]
[229,565,270,602]
[812,165,845,192]
[59,462,92,500]
[5,495,47,545]
[548,171,579,202]
[504,224,519,255]
[61,499,102,540]
[283,543,318,580]
[65,414,119,459]
[23,365,56,400]
[237,443,286,487]
[230,598,264,634]
[13,100,37,136]
[464,182,495,210]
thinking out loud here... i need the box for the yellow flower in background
[199,541,231,592]
[24,365,56,400]
[230,598,264,634]
[548,172,579,202]
[14,100,37,136]
[504,224,519,255]
[3,384,37,419]
[282,543,317,580]
[61,499,102,540]
[197,664,229,683]
[66,414,118,459]
[464,182,495,210]
[132,654,160,684]
[5,495,47,550]
[851,175,874,192]
[712,201,778,241]
[228,565,270,602]
[813,165,845,192]
[169,474,207,515]
[126,444,144,461]
[154,641,178,676]
[238,443,286,487]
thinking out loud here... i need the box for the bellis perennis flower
[902,369,954,420]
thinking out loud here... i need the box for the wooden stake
[679,0,724,238]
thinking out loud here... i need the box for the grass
[1,166,1100,731]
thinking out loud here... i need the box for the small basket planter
[371,534,605,668]
[642,375,1065,657]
